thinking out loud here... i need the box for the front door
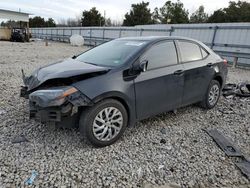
[134,40,184,120]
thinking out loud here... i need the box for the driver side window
[141,41,178,70]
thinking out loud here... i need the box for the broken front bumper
[29,102,79,128]
[21,86,93,127]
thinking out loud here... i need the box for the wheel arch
[213,74,223,87]
[91,91,136,127]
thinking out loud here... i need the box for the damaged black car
[20,36,228,147]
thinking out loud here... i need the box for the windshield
[76,40,146,67]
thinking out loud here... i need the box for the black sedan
[21,36,228,147]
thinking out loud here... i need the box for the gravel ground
[0,41,249,188]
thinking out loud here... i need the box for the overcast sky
[0,0,233,22]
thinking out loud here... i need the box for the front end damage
[31,86,92,127]
[21,85,93,128]
[20,58,110,127]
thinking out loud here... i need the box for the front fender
[73,71,137,126]
[92,91,136,127]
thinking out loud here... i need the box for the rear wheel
[79,99,128,147]
[200,80,221,109]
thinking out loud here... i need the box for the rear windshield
[76,40,146,67]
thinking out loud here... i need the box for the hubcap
[208,84,220,106]
[93,107,123,141]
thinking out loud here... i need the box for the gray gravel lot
[0,41,249,188]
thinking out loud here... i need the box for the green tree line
[1,17,56,27]
[1,0,249,27]
[123,0,250,26]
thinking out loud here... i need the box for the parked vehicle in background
[20,36,228,147]
[10,28,28,42]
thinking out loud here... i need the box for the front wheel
[79,99,128,147]
[200,80,221,109]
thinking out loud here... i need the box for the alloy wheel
[92,107,123,141]
[208,84,220,106]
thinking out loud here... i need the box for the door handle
[174,70,184,75]
[207,63,213,67]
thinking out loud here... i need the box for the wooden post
[233,57,238,68]
[27,22,30,42]
[211,26,218,49]
[45,37,48,46]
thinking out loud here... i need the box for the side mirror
[133,60,148,73]
[139,60,148,72]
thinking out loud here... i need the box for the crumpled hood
[24,58,110,91]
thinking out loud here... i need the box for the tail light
[223,59,228,65]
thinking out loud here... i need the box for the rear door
[134,40,184,120]
[176,40,215,106]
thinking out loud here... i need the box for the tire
[79,99,128,147]
[200,80,221,109]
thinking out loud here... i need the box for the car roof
[116,36,210,52]
[116,36,197,42]
[115,36,215,57]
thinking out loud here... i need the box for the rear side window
[178,41,203,62]
[141,41,178,70]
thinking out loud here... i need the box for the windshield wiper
[83,61,115,68]
[84,62,99,66]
